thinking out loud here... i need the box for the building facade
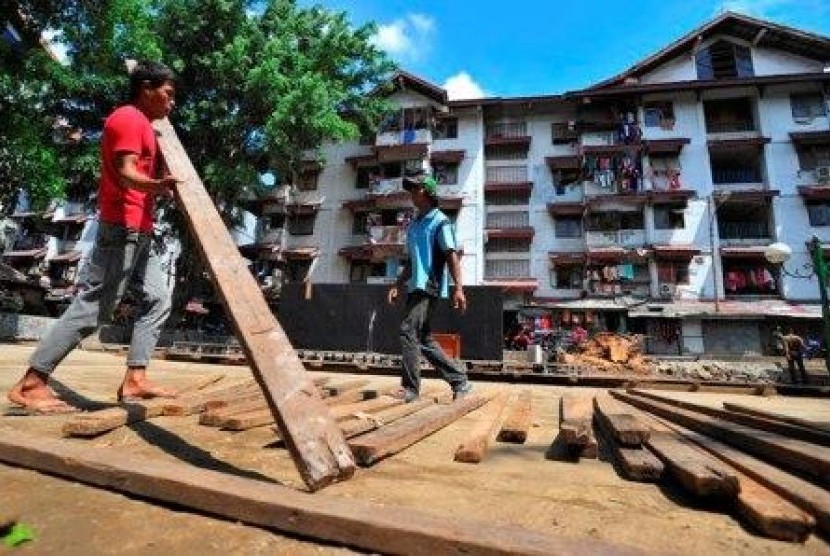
[239,12,830,356]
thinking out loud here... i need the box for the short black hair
[128,60,176,101]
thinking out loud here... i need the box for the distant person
[782,331,808,385]
[387,171,472,403]
[6,61,181,414]
[570,324,588,346]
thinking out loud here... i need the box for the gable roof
[587,11,830,90]
[386,70,448,105]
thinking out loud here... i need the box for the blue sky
[302,0,830,99]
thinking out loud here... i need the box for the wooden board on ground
[156,119,354,491]
[162,380,258,416]
[654,416,830,536]
[0,429,637,556]
[497,389,532,444]
[323,379,371,397]
[722,402,830,434]
[455,391,511,463]
[350,396,490,466]
[593,410,664,482]
[62,375,228,437]
[593,395,650,447]
[559,393,593,446]
[652,418,816,542]
[629,389,830,447]
[613,390,830,489]
[199,396,268,427]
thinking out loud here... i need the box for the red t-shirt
[98,105,158,232]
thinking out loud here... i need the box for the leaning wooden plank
[455,392,511,463]
[630,389,830,447]
[723,402,830,434]
[497,389,532,444]
[612,390,830,488]
[559,393,593,446]
[593,395,650,447]
[654,417,830,536]
[593,410,664,482]
[156,119,354,490]
[350,396,490,466]
[0,429,637,556]
[62,375,230,437]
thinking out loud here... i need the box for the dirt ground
[1,344,829,555]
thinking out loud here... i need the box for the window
[553,264,583,289]
[797,146,830,171]
[485,237,530,253]
[695,41,754,80]
[653,204,685,230]
[555,216,583,238]
[485,144,527,160]
[287,214,316,235]
[586,211,644,231]
[643,101,675,129]
[808,203,830,227]
[433,162,459,185]
[434,117,458,139]
[553,169,581,195]
[791,93,827,121]
[551,122,578,144]
[352,212,370,234]
[296,171,318,191]
[355,166,378,189]
[349,262,386,283]
[709,147,763,184]
[657,262,690,285]
[286,259,312,282]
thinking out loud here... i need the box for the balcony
[375,127,432,147]
[704,98,757,136]
[485,122,530,146]
[367,225,404,245]
[718,221,771,246]
[586,229,647,248]
[370,177,404,196]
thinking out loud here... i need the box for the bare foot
[7,368,75,413]
[117,367,177,401]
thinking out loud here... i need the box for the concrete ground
[1,344,829,555]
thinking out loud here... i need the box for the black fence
[277,284,504,360]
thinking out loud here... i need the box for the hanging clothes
[617,263,635,281]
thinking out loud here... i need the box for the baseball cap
[402,172,439,196]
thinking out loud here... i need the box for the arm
[115,153,179,195]
[447,250,466,312]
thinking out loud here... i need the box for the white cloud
[442,72,487,101]
[371,13,435,63]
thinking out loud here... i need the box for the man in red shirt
[7,61,181,413]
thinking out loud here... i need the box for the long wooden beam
[722,402,830,434]
[455,391,511,463]
[0,430,637,556]
[497,389,532,444]
[155,119,354,490]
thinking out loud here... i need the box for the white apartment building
[239,12,830,356]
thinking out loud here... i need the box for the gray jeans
[29,221,172,374]
[400,290,467,395]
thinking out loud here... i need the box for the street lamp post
[765,236,830,376]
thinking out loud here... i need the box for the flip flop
[5,400,82,416]
[116,389,178,403]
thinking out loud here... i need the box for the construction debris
[558,332,653,375]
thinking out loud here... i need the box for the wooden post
[154,119,354,491]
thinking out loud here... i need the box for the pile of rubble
[557,332,653,375]
[653,360,784,383]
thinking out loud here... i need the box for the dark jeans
[400,290,467,395]
[787,353,808,384]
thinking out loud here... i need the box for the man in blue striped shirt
[387,171,472,402]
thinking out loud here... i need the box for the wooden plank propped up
[613,390,830,488]
[155,119,354,490]
[350,396,489,466]
[0,429,638,556]
[497,389,532,444]
[455,391,511,463]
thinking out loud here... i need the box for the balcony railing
[581,131,617,146]
[585,229,647,248]
[367,225,404,245]
[375,128,432,147]
[370,177,404,196]
[485,166,528,184]
[705,120,756,134]
[11,234,48,251]
[484,259,531,279]
[712,168,763,184]
[485,211,529,229]
[486,121,528,141]
[718,221,770,242]
[256,228,286,246]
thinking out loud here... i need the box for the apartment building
[241,12,830,356]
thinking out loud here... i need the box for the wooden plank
[559,393,593,446]
[723,402,830,434]
[496,389,532,444]
[62,376,230,437]
[323,379,372,397]
[0,429,637,556]
[455,392,511,463]
[653,417,830,536]
[593,410,664,482]
[162,381,258,416]
[156,119,354,491]
[630,389,830,447]
[593,395,650,447]
[646,429,739,497]
[199,396,268,427]
[330,395,404,420]
[651,418,815,542]
[203,390,266,413]
[350,396,490,466]
[613,390,830,488]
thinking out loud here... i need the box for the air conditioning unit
[815,166,830,185]
[658,282,676,299]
